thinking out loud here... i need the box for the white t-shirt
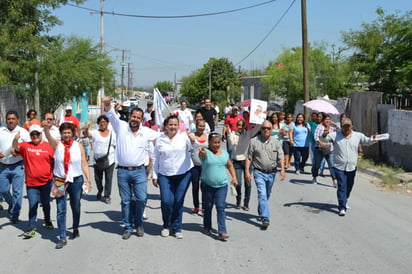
[91,130,116,165]
[178,108,193,129]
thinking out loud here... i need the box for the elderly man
[322,118,376,216]
[245,120,285,229]
[102,97,160,239]
[143,101,154,123]
[0,110,30,223]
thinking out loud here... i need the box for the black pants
[94,163,115,198]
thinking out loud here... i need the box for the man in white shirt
[43,112,61,141]
[143,101,154,123]
[102,97,160,240]
[177,100,193,130]
[0,110,30,223]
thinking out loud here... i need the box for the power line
[66,1,278,19]
[235,0,297,66]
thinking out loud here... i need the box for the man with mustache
[102,97,160,240]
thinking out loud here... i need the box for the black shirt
[199,107,217,132]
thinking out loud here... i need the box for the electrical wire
[235,0,296,66]
[66,1,278,18]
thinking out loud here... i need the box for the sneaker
[143,210,148,220]
[122,230,132,240]
[295,170,300,175]
[161,228,170,237]
[192,208,199,214]
[71,229,80,239]
[55,240,67,249]
[262,220,270,229]
[44,221,54,230]
[23,230,36,239]
[236,203,241,209]
[136,226,144,237]
[218,233,230,241]
[241,206,249,211]
[338,209,346,216]
[173,232,183,239]
[312,178,318,184]
[104,197,111,204]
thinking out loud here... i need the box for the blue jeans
[190,165,202,209]
[56,175,83,240]
[333,167,357,211]
[117,168,147,232]
[311,149,336,179]
[26,180,53,231]
[158,171,191,233]
[293,146,309,172]
[0,162,24,218]
[253,170,276,222]
[202,183,228,234]
[233,160,252,207]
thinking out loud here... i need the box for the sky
[51,0,411,87]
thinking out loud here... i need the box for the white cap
[65,105,73,110]
[29,124,43,134]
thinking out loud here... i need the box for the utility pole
[99,0,104,110]
[127,62,133,97]
[301,0,310,119]
[121,49,126,103]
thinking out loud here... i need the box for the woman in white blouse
[43,122,91,249]
[152,115,193,239]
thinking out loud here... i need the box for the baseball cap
[65,105,73,110]
[147,101,153,105]
[341,118,352,126]
[232,106,239,111]
[29,124,43,134]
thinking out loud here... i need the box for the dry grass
[358,158,405,189]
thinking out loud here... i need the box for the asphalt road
[1,127,411,273]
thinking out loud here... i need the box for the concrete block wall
[387,109,412,171]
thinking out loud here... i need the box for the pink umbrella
[303,99,339,114]
[165,96,171,101]
[238,99,251,108]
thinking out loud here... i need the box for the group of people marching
[0,97,377,249]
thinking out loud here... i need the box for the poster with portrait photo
[249,99,267,125]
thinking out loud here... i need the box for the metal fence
[0,86,28,126]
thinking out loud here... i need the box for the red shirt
[23,119,41,130]
[61,115,80,128]
[224,114,245,131]
[18,142,54,187]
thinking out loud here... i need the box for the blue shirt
[201,149,229,188]
[291,124,310,147]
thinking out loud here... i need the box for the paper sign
[249,99,267,124]
[374,133,390,141]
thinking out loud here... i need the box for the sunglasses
[261,127,272,131]
[30,132,41,137]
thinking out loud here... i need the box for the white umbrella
[303,99,339,115]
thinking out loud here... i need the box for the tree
[342,8,412,98]
[263,45,350,113]
[38,36,114,113]
[180,57,242,105]
[154,80,173,96]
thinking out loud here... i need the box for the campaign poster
[249,99,267,124]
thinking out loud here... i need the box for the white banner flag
[153,88,170,128]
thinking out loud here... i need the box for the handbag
[51,177,69,198]
[321,143,332,156]
[94,132,112,169]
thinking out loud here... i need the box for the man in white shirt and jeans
[103,97,160,239]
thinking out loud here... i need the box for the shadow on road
[288,178,315,185]
[283,201,339,215]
